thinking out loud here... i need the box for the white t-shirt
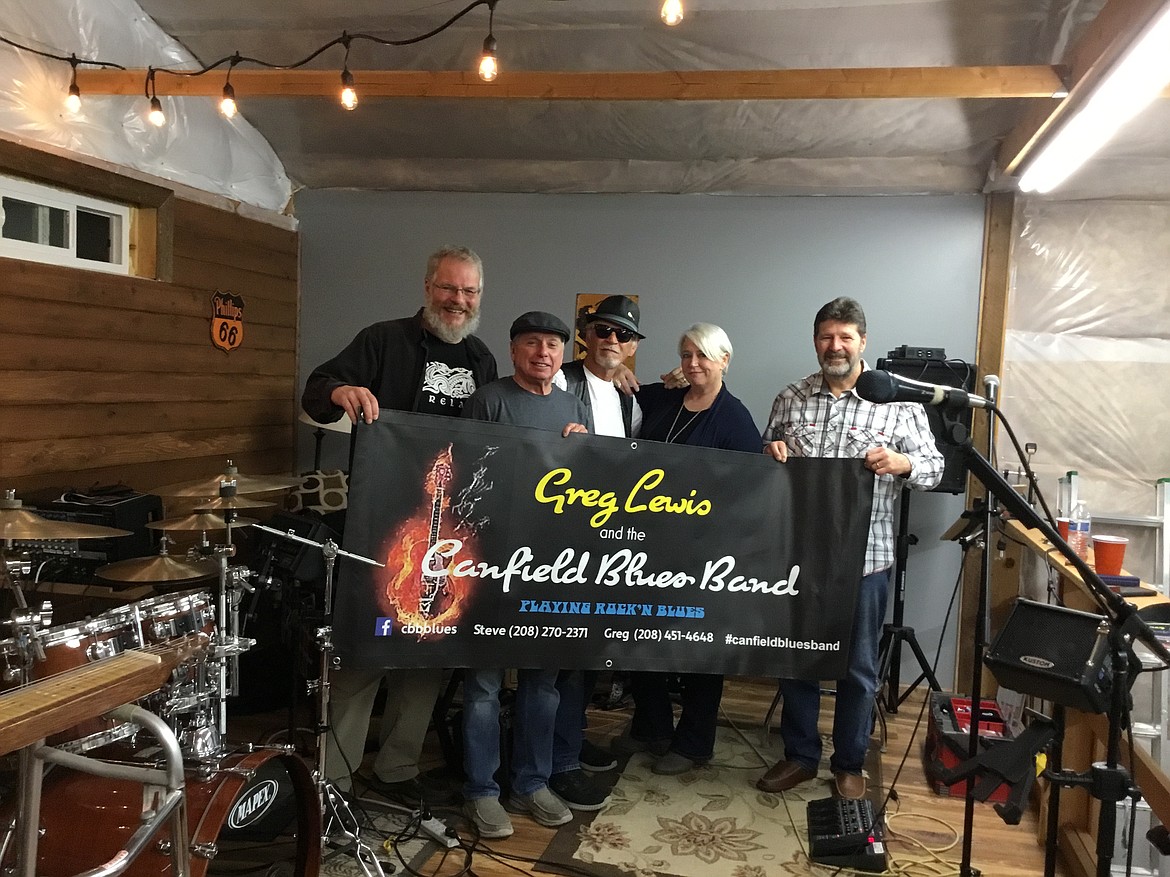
[584,367,642,438]
[552,367,643,437]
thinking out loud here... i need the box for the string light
[220,82,237,117]
[479,1,499,82]
[339,35,358,110]
[220,56,238,118]
[661,0,684,26]
[65,55,81,113]
[2,0,501,121]
[146,68,166,126]
[479,35,498,82]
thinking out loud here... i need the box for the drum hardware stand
[250,521,387,877]
[208,496,257,743]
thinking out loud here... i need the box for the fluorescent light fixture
[1019,4,1170,193]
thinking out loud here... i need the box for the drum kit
[0,464,386,877]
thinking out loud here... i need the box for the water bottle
[1068,499,1091,560]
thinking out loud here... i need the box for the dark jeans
[628,671,724,761]
[552,669,600,775]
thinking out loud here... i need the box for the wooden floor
[232,676,1070,877]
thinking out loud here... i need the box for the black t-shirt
[417,337,478,416]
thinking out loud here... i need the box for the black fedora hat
[584,295,644,339]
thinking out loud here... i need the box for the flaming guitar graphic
[379,444,477,636]
[418,451,452,617]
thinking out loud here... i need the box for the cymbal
[151,461,300,497]
[0,506,131,541]
[192,495,274,512]
[96,555,217,583]
[146,513,257,532]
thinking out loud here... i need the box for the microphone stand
[947,408,1170,877]
[959,374,999,877]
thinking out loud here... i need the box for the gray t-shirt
[462,376,593,432]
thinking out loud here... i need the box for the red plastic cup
[1056,518,1070,541]
[1092,534,1128,576]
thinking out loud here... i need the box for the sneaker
[549,769,612,811]
[463,796,514,839]
[611,729,671,757]
[579,739,618,772]
[507,785,573,827]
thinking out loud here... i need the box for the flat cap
[510,311,571,343]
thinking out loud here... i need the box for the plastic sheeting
[1002,197,1170,582]
[0,0,291,213]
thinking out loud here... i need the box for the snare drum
[23,748,320,877]
[13,609,144,752]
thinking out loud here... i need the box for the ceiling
[81,0,1170,198]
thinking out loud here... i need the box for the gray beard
[820,357,854,378]
[422,306,480,344]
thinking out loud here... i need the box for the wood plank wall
[0,190,299,501]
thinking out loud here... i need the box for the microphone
[855,369,994,410]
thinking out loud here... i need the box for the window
[0,175,130,274]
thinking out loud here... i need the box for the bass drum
[29,749,319,877]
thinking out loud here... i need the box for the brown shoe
[756,760,817,793]
[833,772,866,800]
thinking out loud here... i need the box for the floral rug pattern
[544,726,875,877]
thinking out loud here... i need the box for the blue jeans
[462,668,559,800]
[552,670,599,775]
[778,568,891,775]
[629,672,724,761]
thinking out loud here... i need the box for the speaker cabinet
[984,599,1113,714]
[877,356,976,494]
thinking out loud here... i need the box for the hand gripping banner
[333,411,873,678]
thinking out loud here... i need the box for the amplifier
[984,599,1120,714]
[18,489,164,583]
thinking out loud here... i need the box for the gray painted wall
[296,190,985,688]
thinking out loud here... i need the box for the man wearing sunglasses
[548,295,645,811]
[301,244,496,808]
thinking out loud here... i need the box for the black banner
[334,411,873,678]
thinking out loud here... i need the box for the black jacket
[560,360,634,437]
[301,309,498,422]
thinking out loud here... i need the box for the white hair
[679,322,733,369]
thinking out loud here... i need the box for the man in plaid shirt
[756,296,944,800]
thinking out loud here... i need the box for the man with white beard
[302,244,497,806]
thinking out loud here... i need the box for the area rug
[321,797,437,876]
[539,726,881,877]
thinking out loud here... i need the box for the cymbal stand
[249,522,385,876]
[210,501,256,742]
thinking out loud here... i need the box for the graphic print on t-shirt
[419,359,476,414]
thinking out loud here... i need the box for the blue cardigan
[637,383,760,453]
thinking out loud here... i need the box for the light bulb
[220,82,237,118]
[479,34,498,82]
[660,0,684,26]
[148,96,166,127]
[340,69,358,110]
[65,83,81,114]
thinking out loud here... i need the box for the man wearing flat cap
[458,310,591,839]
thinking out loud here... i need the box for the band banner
[334,410,873,678]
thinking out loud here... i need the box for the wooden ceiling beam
[77,65,1068,101]
[998,0,1170,176]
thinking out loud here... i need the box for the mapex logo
[1020,655,1055,669]
[375,617,394,637]
[228,779,279,829]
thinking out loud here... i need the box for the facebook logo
[374,617,394,637]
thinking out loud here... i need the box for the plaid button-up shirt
[763,364,944,575]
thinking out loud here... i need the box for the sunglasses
[592,324,637,343]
